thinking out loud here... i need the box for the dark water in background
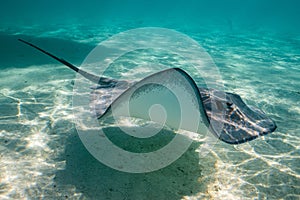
[1,0,300,33]
[0,1,300,199]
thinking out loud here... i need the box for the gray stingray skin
[199,88,276,144]
[19,39,277,144]
[90,71,277,144]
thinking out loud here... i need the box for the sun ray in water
[0,23,299,199]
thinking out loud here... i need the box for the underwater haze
[0,0,300,199]
[1,0,300,32]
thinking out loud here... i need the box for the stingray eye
[226,102,233,107]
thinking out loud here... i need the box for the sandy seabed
[0,25,299,199]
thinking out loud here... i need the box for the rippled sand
[0,24,299,199]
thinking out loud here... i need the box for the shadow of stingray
[0,32,94,69]
[54,128,206,199]
[2,31,209,199]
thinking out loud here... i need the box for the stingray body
[19,39,276,144]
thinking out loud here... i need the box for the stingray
[19,39,277,144]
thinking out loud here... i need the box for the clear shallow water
[0,19,300,200]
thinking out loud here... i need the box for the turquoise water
[1,1,300,199]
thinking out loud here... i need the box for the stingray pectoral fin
[200,88,277,144]
[99,68,210,135]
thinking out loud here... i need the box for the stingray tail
[18,39,116,85]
